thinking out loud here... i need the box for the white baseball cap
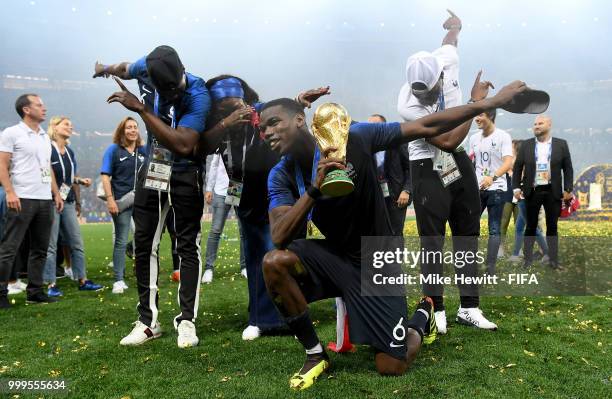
[405,51,443,92]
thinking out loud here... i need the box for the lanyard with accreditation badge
[52,142,74,200]
[431,92,462,187]
[224,130,251,207]
[143,91,175,192]
[534,140,552,186]
[295,146,320,237]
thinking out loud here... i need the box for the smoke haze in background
[1,0,610,173]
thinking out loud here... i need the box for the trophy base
[320,170,354,197]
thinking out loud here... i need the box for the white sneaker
[434,310,447,334]
[508,255,522,263]
[14,279,27,290]
[201,269,213,284]
[240,268,248,279]
[242,325,261,341]
[7,283,23,295]
[112,281,125,294]
[120,321,162,346]
[456,308,498,331]
[497,246,505,259]
[120,280,128,289]
[541,255,550,264]
[177,320,199,348]
[65,268,75,280]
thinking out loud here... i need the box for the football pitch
[0,220,610,398]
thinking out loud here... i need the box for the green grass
[0,220,610,399]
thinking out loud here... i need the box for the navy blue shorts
[288,239,409,360]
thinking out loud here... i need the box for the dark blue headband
[210,77,245,101]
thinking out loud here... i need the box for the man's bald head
[533,114,552,138]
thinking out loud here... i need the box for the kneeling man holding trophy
[258,77,528,390]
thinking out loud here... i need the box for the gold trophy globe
[311,102,355,197]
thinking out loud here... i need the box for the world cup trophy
[311,103,354,197]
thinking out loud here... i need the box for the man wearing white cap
[397,10,498,333]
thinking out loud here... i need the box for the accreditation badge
[225,179,243,207]
[144,144,173,192]
[433,150,462,187]
[380,181,390,198]
[59,183,71,200]
[535,163,550,186]
[41,167,52,184]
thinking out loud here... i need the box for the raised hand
[223,106,253,129]
[443,9,461,30]
[492,80,528,108]
[107,77,145,113]
[93,61,109,78]
[470,71,495,102]
[297,86,331,109]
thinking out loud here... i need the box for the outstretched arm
[399,79,526,144]
[106,77,200,157]
[196,86,331,156]
[425,71,494,151]
[93,61,131,79]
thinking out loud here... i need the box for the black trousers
[385,196,408,237]
[523,185,561,264]
[133,168,204,328]
[0,199,54,297]
[164,207,180,271]
[411,152,480,310]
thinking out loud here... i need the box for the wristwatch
[492,175,499,182]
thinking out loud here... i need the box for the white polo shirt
[468,128,513,191]
[398,44,463,160]
[0,121,52,200]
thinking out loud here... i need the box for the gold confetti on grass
[523,350,536,357]
[49,369,61,377]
